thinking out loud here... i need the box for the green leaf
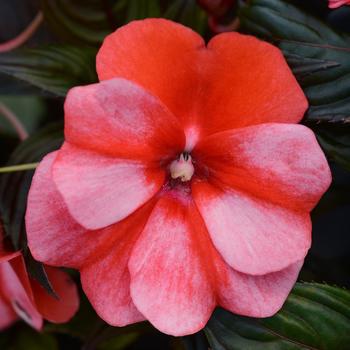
[25,250,58,298]
[0,122,63,249]
[39,0,119,46]
[315,124,350,171]
[0,96,45,137]
[0,46,97,96]
[0,122,63,294]
[239,0,350,124]
[0,325,58,350]
[14,328,58,350]
[39,0,207,46]
[163,0,208,35]
[182,332,210,350]
[96,332,140,350]
[205,283,350,350]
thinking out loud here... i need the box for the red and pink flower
[25,19,331,336]
[328,0,350,8]
[0,226,79,330]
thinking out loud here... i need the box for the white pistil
[169,153,194,182]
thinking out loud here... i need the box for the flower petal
[64,78,185,160]
[328,0,350,9]
[26,152,117,268]
[31,267,79,323]
[81,201,154,327]
[198,33,307,133]
[0,257,42,330]
[0,294,17,330]
[193,181,311,275]
[217,261,303,317]
[97,19,204,130]
[128,192,216,336]
[52,143,164,230]
[193,123,331,212]
[97,19,306,138]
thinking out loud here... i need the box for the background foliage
[0,0,350,349]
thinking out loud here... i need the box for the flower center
[169,152,194,182]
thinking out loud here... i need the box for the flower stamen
[169,153,194,182]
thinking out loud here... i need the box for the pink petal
[0,257,42,330]
[217,260,303,317]
[0,294,17,330]
[193,123,331,212]
[26,152,117,269]
[80,202,155,327]
[128,193,216,336]
[64,78,185,161]
[328,0,350,9]
[52,143,164,230]
[31,267,79,323]
[193,181,311,275]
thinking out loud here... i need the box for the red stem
[0,103,28,140]
[0,12,43,53]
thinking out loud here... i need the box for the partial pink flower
[0,226,79,330]
[328,0,350,8]
[26,19,331,336]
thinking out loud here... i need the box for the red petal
[128,192,216,336]
[0,257,42,330]
[193,181,311,275]
[80,202,154,327]
[31,267,79,323]
[97,19,306,139]
[198,33,307,133]
[64,78,185,160]
[194,123,331,212]
[97,19,204,131]
[52,143,164,230]
[26,152,117,269]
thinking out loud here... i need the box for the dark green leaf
[0,122,63,249]
[39,0,119,46]
[25,250,58,298]
[96,332,140,350]
[163,0,207,35]
[239,0,350,124]
[0,324,58,350]
[182,331,209,350]
[0,46,97,96]
[0,122,63,294]
[14,328,58,350]
[205,283,350,350]
[39,0,207,46]
[314,124,350,171]
[0,96,45,136]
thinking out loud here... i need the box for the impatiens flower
[328,0,350,8]
[25,19,331,336]
[0,225,79,330]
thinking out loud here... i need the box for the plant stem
[0,12,43,52]
[0,102,29,140]
[0,163,39,173]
